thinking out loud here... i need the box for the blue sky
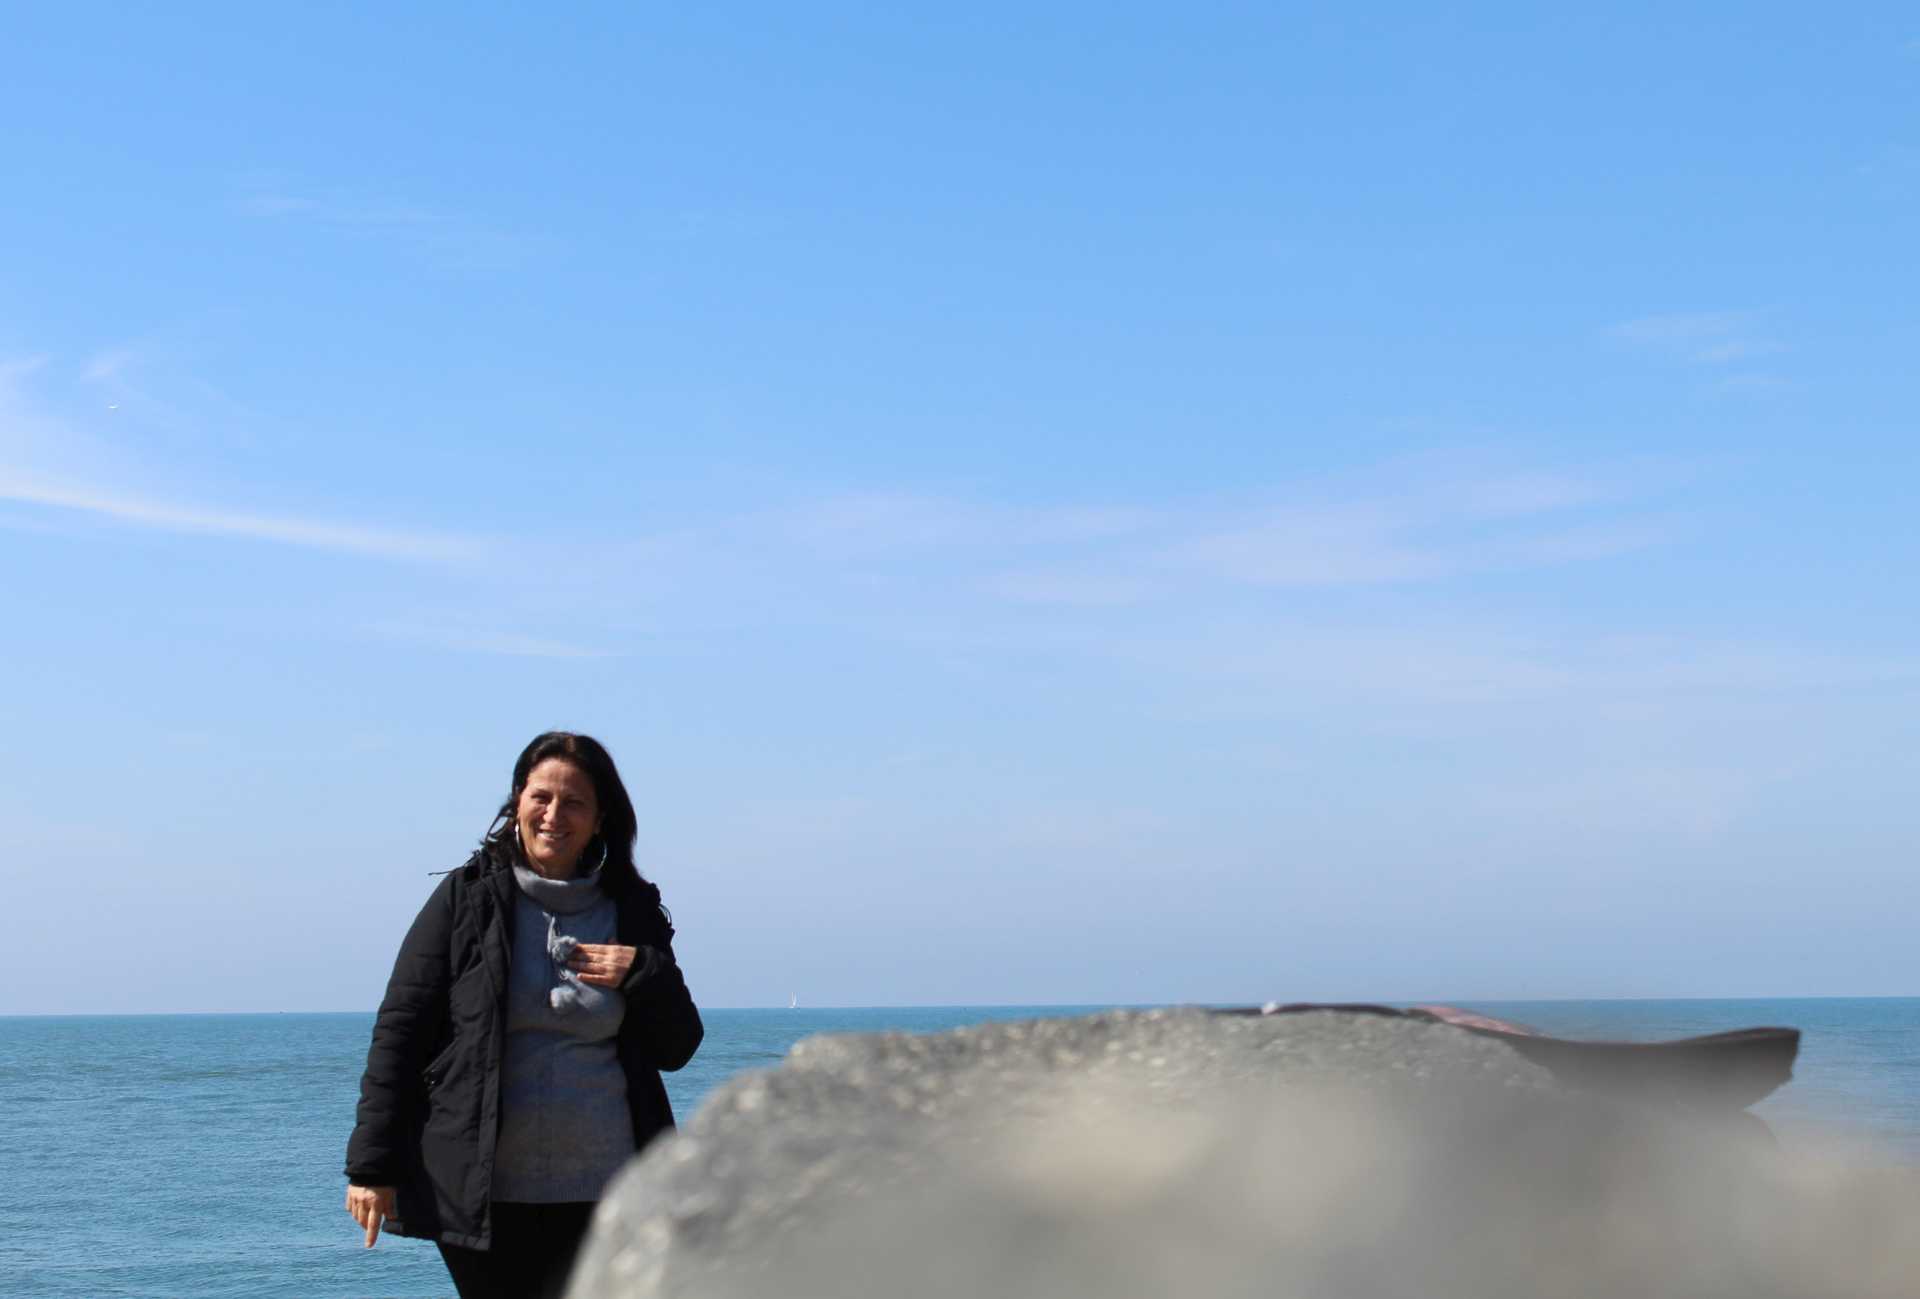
[2,4,1916,1012]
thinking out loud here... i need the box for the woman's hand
[346,1184,397,1248]
[568,943,638,987]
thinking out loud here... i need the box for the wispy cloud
[73,337,260,431]
[1024,615,1920,728]
[770,492,1155,553]
[633,472,1658,617]
[0,471,478,562]
[0,355,49,389]
[238,190,443,227]
[1610,311,1785,365]
[364,619,622,659]
[1164,503,1449,586]
[82,347,141,383]
[933,468,1667,603]
[242,195,321,216]
[1612,311,1748,348]
[1448,472,1615,518]
[1693,339,1785,364]
[1,351,143,477]
[978,571,1155,606]
[1710,373,1792,396]
[228,174,527,269]
[4,347,481,568]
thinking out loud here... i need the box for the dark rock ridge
[569,1008,1920,1299]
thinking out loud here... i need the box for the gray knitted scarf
[512,863,608,1015]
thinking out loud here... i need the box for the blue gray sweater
[491,864,634,1202]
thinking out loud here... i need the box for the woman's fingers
[347,1185,393,1249]
[568,943,637,986]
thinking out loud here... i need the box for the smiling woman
[343,732,704,1299]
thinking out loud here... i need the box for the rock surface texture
[569,1008,1920,1299]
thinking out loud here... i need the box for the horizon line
[4,993,1918,1019]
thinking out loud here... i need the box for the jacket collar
[471,842,658,908]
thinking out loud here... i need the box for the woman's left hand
[568,943,638,987]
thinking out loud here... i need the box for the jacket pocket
[421,1039,458,1092]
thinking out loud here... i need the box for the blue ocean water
[2,999,1916,1297]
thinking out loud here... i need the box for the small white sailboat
[788,993,798,1010]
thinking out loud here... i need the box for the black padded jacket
[343,847,703,1249]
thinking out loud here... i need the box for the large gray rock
[570,1008,1920,1298]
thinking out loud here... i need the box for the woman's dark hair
[485,731,644,886]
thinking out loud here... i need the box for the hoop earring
[513,822,524,852]
[588,838,609,872]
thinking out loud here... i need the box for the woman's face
[515,757,603,878]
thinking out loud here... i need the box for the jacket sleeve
[620,922,704,1073]
[344,876,455,1184]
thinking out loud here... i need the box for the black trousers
[437,1201,597,1299]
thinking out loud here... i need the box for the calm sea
[4,999,1917,1297]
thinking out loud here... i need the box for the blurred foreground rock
[569,1008,1920,1298]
